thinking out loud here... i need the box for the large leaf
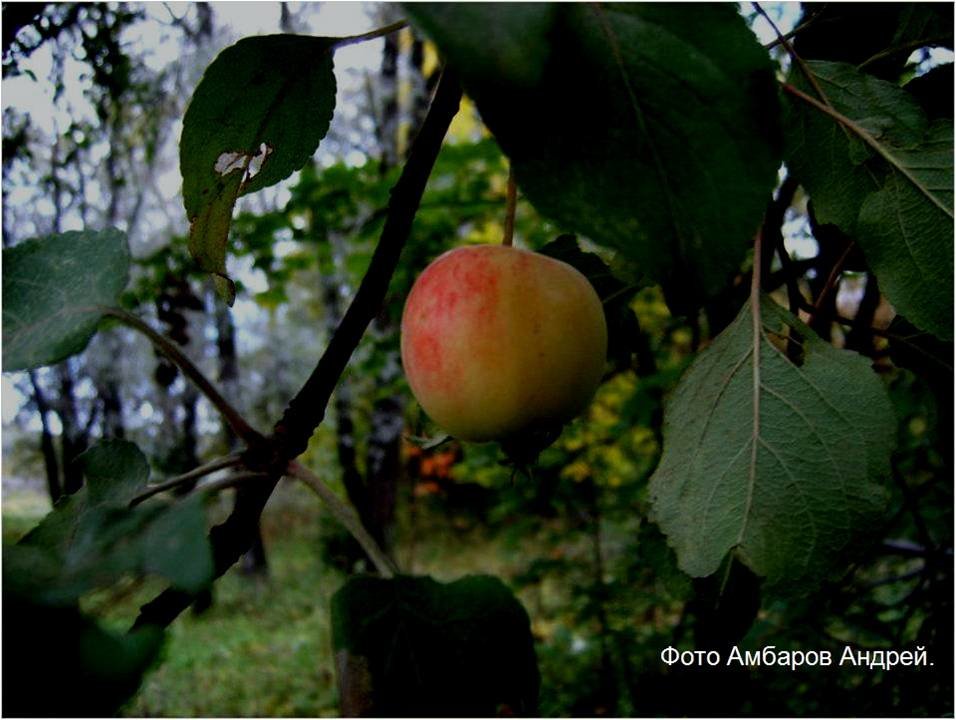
[649,296,895,592]
[331,574,539,716]
[5,439,214,605]
[407,4,781,310]
[784,60,954,340]
[2,229,129,370]
[2,597,164,717]
[181,34,337,303]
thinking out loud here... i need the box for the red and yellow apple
[400,245,608,442]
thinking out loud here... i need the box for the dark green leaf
[181,34,337,302]
[785,60,954,340]
[650,296,895,593]
[2,596,163,717]
[2,229,129,370]
[407,4,782,310]
[331,574,539,716]
[7,439,214,604]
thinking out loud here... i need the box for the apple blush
[400,245,608,442]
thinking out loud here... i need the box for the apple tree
[2,3,952,715]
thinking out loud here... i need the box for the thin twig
[502,165,517,247]
[858,36,952,71]
[101,306,263,444]
[762,10,822,51]
[130,454,243,507]
[333,20,408,50]
[197,472,269,496]
[808,239,854,324]
[289,461,397,577]
[753,2,830,105]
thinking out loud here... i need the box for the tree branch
[269,68,462,463]
[102,306,263,445]
[289,462,397,577]
[129,453,242,507]
[131,68,462,631]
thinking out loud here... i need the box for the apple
[400,244,608,442]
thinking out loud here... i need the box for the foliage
[332,574,539,715]
[784,60,954,339]
[650,295,894,592]
[181,34,337,303]
[408,4,782,310]
[2,229,129,371]
[1,2,953,717]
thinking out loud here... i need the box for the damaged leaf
[181,34,337,304]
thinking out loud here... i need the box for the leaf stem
[503,165,517,247]
[334,20,408,50]
[288,461,398,577]
[101,306,264,445]
[130,454,243,507]
[809,239,854,324]
[782,83,955,219]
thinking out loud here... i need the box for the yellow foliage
[561,460,591,482]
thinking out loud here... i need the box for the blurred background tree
[2,2,952,716]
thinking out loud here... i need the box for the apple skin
[400,244,608,442]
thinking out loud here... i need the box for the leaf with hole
[331,574,539,716]
[649,295,895,593]
[407,3,782,312]
[784,60,954,340]
[2,229,129,371]
[181,34,337,304]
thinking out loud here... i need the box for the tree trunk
[29,370,61,504]
[56,361,88,495]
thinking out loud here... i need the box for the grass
[2,481,574,717]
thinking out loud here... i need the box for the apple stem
[503,165,517,247]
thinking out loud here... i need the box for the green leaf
[785,60,954,340]
[2,229,129,371]
[181,34,337,303]
[6,439,214,604]
[407,4,782,310]
[856,121,954,339]
[649,295,895,593]
[2,596,164,717]
[331,574,539,716]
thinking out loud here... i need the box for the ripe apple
[400,244,608,442]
